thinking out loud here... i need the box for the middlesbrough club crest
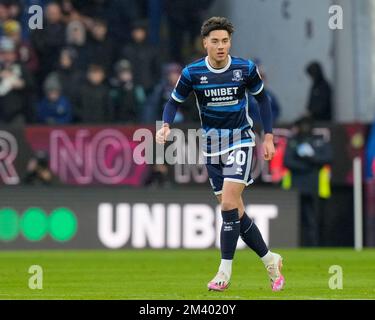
[232,69,243,81]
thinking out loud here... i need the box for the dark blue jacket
[37,96,72,124]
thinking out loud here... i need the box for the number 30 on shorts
[226,150,246,166]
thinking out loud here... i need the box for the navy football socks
[220,209,241,260]
[240,212,269,258]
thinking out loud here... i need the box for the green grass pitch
[0,249,374,300]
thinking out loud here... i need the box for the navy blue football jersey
[171,55,264,156]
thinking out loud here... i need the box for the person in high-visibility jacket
[366,119,375,180]
[283,116,333,247]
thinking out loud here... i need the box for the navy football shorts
[205,146,255,195]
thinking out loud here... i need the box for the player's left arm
[245,62,275,161]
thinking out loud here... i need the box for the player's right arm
[156,67,193,144]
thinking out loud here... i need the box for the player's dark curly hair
[201,17,234,37]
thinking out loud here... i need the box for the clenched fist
[156,124,171,144]
[263,133,275,161]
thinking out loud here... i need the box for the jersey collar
[205,55,232,73]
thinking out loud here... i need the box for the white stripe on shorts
[244,147,253,183]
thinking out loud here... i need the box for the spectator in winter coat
[119,20,160,95]
[305,61,333,122]
[37,72,72,124]
[0,36,34,124]
[3,19,39,74]
[109,59,146,124]
[75,64,111,123]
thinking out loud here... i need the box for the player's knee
[221,201,238,212]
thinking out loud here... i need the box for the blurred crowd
[0,0,213,125]
[0,0,335,127]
